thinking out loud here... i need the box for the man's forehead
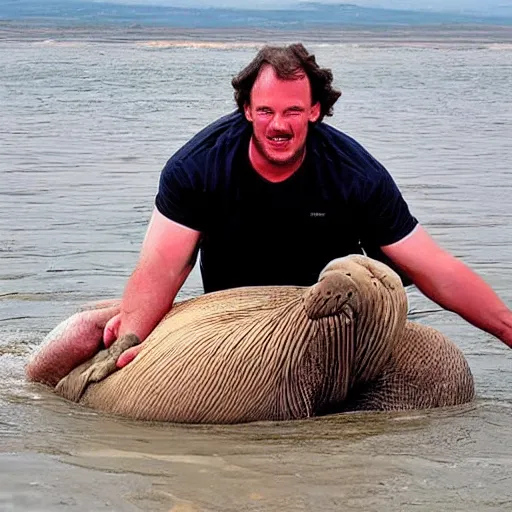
[250,64,311,100]
[254,64,308,86]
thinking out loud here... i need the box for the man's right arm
[103,207,201,367]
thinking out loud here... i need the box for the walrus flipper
[55,334,140,402]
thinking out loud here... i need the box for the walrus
[26,255,475,424]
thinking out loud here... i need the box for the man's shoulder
[311,122,378,163]
[167,111,249,170]
[309,121,389,182]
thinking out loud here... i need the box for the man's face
[244,65,320,169]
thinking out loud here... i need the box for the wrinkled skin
[26,256,475,424]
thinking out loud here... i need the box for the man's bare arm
[382,225,512,349]
[104,207,201,366]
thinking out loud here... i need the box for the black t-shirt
[156,112,418,293]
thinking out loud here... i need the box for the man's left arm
[382,225,512,349]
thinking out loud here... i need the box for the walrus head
[303,255,408,386]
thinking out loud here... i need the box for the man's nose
[269,114,287,132]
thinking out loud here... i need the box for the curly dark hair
[231,43,341,123]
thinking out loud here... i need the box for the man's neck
[248,138,305,183]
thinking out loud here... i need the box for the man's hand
[103,312,121,348]
[103,315,144,367]
[116,343,144,368]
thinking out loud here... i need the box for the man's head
[232,43,341,171]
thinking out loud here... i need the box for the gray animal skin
[26,255,475,424]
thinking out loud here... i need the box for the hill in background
[1,1,511,28]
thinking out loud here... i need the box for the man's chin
[266,156,294,167]
[251,136,305,169]
[263,150,303,168]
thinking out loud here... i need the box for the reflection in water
[0,32,511,511]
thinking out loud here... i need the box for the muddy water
[0,33,511,511]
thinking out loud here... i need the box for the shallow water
[0,30,511,511]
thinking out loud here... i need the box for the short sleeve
[155,158,206,232]
[360,168,418,248]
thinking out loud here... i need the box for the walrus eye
[347,292,353,298]
[346,273,351,277]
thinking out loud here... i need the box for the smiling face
[244,64,320,179]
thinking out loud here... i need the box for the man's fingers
[116,343,143,369]
[103,314,121,347]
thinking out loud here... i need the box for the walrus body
[26,255,475,424]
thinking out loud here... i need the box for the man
[104,43,512,367]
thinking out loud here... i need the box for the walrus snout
[303,270,358,320]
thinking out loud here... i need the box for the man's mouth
[267,134,292,144]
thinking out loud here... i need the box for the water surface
[0,31,511,511]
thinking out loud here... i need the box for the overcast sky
[108,0,511,14]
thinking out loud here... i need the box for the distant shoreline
[2,23,512,45]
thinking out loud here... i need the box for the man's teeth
[270,136,290,141]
